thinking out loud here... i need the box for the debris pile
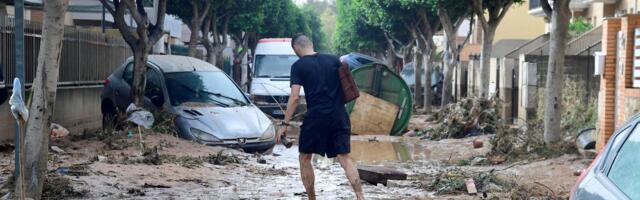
[42,174,88,199]
[421,97,504,140]
[206,151,242,165]
[426,167,512,195]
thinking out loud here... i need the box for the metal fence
[0,15,132,87]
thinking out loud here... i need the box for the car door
[143,67,166,110]
[115,62,134,110]
[600,122,640,199]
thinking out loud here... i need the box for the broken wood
[357,165,407,186]
[465,178,477,194]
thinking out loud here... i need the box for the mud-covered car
[571,113,640,199]
[101,55,276,153]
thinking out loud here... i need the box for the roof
[145,55,221,73]
[523,25,602,56]
[505,33,550,59]
[491,39,528,58]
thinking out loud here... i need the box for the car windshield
[165,71,248,107]
[254,55,299,78]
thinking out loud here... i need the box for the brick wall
[597,18,619,151]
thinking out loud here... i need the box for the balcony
[529,0,617,17]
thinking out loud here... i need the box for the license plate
[272,110,284,115]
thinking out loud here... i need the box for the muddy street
[0,126,590,199]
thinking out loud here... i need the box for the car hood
[176,103,272,140]
[250,78,304,96]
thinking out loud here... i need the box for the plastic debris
[9,78,28,122]
[51,146,65,154]
[50,123,70,138]
[126,103,154,129]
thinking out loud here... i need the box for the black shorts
[299,111,351,158]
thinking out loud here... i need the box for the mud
[0,127,590,199]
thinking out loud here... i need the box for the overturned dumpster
[347,64,413,136]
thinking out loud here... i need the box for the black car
[571,113,640,199]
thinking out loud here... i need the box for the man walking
[276,34,364,200]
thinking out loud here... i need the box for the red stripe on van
[258,38,291,43]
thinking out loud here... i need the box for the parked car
[570,113,640,199]
[340,52,385,71]
[101,55,276,153]
[249,38,305,118]
[399,62,443,105]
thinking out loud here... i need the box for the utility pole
[14,0,25,198]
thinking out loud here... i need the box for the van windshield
[254,55,299,78]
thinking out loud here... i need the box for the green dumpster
[346,64,413,135]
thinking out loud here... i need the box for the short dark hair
[291,33,311,48]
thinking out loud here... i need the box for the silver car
[101,55,276,153]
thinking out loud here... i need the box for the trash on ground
[206,150,242,165]
[473,139,484,149]
[575,128,596,150]
[142,146,162,165]
[357,165,407,186]
[50,123,70,138]
[9,78,28,122]
[55,164,90,176]
[50,146,65,154]
[42,174,87,199]
[465,178,477,194]
[421,97,504,140]
[143,183,171,189]
[126,103,155,129]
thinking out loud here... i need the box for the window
[123,63,134,86]
[254,55,299,78]
[607,125,640,199]
[165,71,248,107]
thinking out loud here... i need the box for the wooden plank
[349,92,399,135]
[357,165,407,186]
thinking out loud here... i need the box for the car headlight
[260,124,275,141]
[190,128,220,142]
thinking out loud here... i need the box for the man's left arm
[277,84,301,143]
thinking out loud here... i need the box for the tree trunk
[423,49,434,111]
[479,27,495,99]
[413,42,424,109]
[544,0,571,144]
[386,46,399,71]
[233,47,248,86]
[442,56,454,106]
[202,37,214,63]
[188,21,200,57]
[21,0,68,198]
[132,45,148,106]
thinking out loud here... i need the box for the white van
[250,38,305,117]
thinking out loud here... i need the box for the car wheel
[102,100,120,132]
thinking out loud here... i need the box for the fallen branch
[534,181,557,199]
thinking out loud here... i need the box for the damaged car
[101,55,276,153]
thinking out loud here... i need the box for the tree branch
[198,0,212,23]
[135,0,148,18]
[147,0,167,47]
[469,0,489,31]
[541,0,553,19]
[100,0,137,48]
[122,0,148,28]
[495,0,514,23]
